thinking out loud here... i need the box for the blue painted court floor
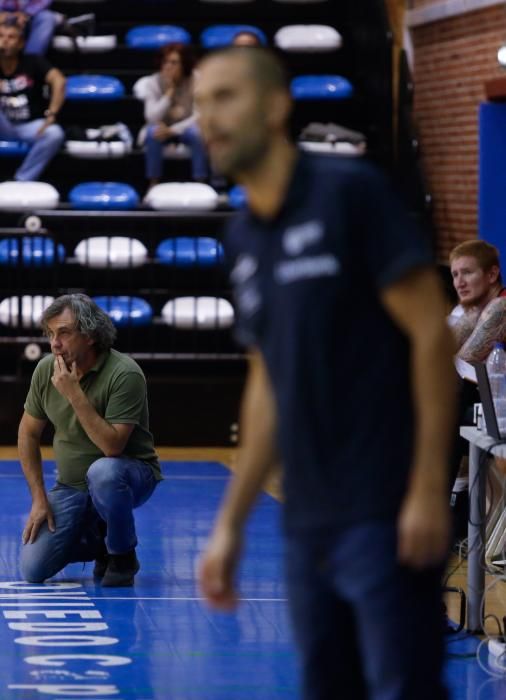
[0,459,504,699]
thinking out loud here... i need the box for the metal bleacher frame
[0,0,397,445]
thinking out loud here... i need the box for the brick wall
[411,2,505,260]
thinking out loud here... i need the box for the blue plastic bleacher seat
[0,140,30,156]
[291,75,353,100]
[66,74,125,101]
[228,185,247,209]
[69,182,139,210]
[156,237,224,267]
[200,25,267,48]
[126,25,191,50]
[0,237,65,266]
[93,296,153,327]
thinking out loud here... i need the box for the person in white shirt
[134,42,209,191]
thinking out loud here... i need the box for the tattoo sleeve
[450,308,481,349]
[458,298,506,362]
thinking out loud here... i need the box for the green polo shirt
[24,349,161,491]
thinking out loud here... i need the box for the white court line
[160,475,228,480]
[88,596,287,602]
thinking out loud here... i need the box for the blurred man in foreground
[196,47,456,700]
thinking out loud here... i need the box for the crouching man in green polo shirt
[18,293,162,587]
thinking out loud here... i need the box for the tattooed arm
[449,307,481,350]
[458,297,506,362]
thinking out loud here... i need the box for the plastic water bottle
[486,342,506,437]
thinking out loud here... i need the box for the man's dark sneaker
[92,519,108,579]
[93,552,109,579]
[101,550,140,587]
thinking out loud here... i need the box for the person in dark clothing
[196,47,457,700]
[0,0,62,56]
[0,20,64,180]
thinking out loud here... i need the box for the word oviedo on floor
[0,580,131,697]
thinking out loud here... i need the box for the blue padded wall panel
[479,102,506,268]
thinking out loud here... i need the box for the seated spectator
[449,240,506,362]
[0,1,62,56]
[0,2,95,56]
[232,31,262,47]
[0,20,65,180]
[448,240,506,539]
[135,43,209,191]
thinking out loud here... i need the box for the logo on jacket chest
[282,220,324,256]
[277,220,340,284]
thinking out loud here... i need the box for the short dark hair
[201,46,290,94]
[40,293,117,353]
[157,43,196,78]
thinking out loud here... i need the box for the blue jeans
[25,10,61,56]
[0,112,64,181]
[20,456,158,583]
[144,123,209,181]
[284,521,448,700]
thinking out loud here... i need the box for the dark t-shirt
[225,153,433,534]
[0,54,51,123]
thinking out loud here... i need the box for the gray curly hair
[40,293,117,353]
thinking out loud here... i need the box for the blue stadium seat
[200,24,267,48]
[156,237,224,267]
[125,25,191,50]
[0,140,30,156]
[228,185,247,209]
[69,182,139,210]
[0,237,65,266]
[291,75,353,100]
[66,75,125,101]
[93,296,153,327]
